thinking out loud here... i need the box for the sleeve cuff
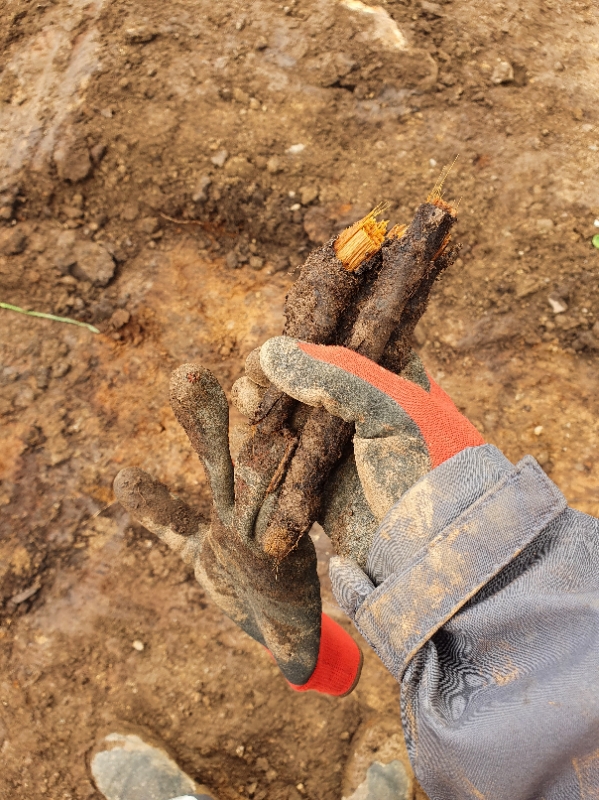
[286,613,363,696]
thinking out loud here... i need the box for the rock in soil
[71,241,116,286]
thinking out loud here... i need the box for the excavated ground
[1,0,598,798]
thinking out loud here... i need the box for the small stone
[536,218,554,234]
[420,0,444,16]
[110,309,130,330]
[345,761,410,800]
[235,745,245,757]
[548,294,567,314]
[249,256,264,270]
[125,27,156,43]
[132,640,145,651]
[224,156,254,179]
[10,582,41,605]
[211,149,229,167]
[192,175,212,203]
[137,217,160,235]
[91,733,204,800]
[52,359,71,379]
[90,143,106,165]
[121,202,139,221]
[534,426,543,436]
[573,331,599,352]
[64,205,84,220]
[340,731,350,741]
[0,226,27,255]
[72,241,116,286]
[233,87,250,104]
[53,128,92,182]
[303,206,334,244]
[572,107,584,121]
[491,61,514,85]
[287,144,305,155]
[299,185,319,206]
[266,156,283,174]
[254,37,268,51]
[249,98,261,110]
[226,251,239,269]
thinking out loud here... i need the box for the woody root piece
[234,182,460,560]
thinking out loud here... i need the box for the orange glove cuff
[287,613,362,696]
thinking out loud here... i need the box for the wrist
[287,613,362,696]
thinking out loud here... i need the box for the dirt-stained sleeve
[331,443,599,799]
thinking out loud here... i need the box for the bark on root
[239,202,459,560]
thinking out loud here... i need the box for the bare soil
[1,0,598,798]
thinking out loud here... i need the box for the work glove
[113,363,362,696]
[258,337,485,611]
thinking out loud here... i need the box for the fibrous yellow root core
[387,223,408,240]
[334,205,388,272]
[427,156,459,216]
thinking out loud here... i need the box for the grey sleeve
[330,444,599,800]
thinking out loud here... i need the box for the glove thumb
[329,556,375,619]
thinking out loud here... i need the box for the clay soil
[1,0,598,798]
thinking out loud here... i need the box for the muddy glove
[114,363,361,696]
[258,337,484,606]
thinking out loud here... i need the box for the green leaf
[1,302,100,333]
[593,234,599,249]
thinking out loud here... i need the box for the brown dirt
[1,0,598,798]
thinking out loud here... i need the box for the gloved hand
[258,337,484,607]
[114,363,361,696]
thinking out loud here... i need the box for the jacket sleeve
[331,444,599,800]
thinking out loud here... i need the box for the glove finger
[320,454,378,568]
[329,556,375,619]
[260,336,421,440]
[244,346,270,387]
[354,435,430,520]
[261,337,484,465]
[231,376,267,418]
[170,364,235,526]
[113,468,205,564]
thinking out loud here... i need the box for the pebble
[224,156,254,179]
[299,185,319,205]
[211,149,229,167]
[420,0,444,16]
[192,175,212,203]
[226,251,239,269]
[0,226,28,255]
[249,256,264,270]
[132,640,145,651]
[548,294,567,314]
[287,143,305,154]
[233,87,250,104]
[266,156,283,174]
[110,309,130,330]
[536,218,554,234]
[346,761,410,800]
[491,61,514,85]
[53,128,92,182]
[125,27,156,43]
[71,241,116,286]
[90,143,107,165]
[137,217,160,234]
[534,426,543,436]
